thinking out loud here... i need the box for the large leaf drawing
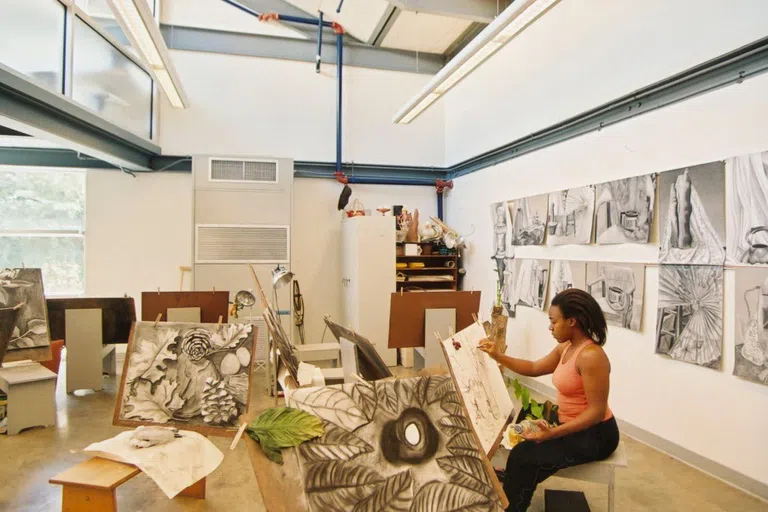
[437,456,494,495]
[441,392,464,416]
[447,433,481,457]
[426,375,454,404]
[300,421,374,462]
[289,386,368,431]
[352,470,413,512]
[306,461,384,511]
[396,379,415,408]
[374,381,399,416]
[27,318,47,335]
[409,482,494,512]
[211,323,252,349]
[351,382,377,421]
[247,407,324,465]
[438,415,471,438]
[127,328,179,384]
[122,377,184,423]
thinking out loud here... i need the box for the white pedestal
[65,308,104,393]
[0,362,56,435]
[167,307,201,322]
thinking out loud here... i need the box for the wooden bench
[49,457,205,512]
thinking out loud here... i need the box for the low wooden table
[49,457,205,512]
[0,362,57,435]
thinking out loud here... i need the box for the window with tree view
[0,170,86,295]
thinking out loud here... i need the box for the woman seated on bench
[480,288,620,512]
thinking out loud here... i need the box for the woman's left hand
[521,429,554,443]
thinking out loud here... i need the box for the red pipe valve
[435,179,453,194]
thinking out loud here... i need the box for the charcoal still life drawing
[726,151,768,265]
[0,268,50,350]
[733,267,768,385]
[547,186,595,245]
[508,195,548,245]
[656,265,723,369]
[440,322,513,456]
[286,376,508,511]
[115,321,256,435]
[513,259,550,310]
[501,256,516,318]
[658,162,725,264]
[595,174,656,244]
[547,261,587,308]
[491,202,509,285]
[586,262,645,332]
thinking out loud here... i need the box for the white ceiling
[285,0,392,42]
[381,11,472,54]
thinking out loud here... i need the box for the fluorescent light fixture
[106,0,188,108]
[393,0,559,124]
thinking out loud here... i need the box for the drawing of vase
[743,226,768,264]
[620,211,639,231]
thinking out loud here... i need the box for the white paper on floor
[84,429,223,498]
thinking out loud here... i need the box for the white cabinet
[341,216,397,366]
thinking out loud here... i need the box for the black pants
[503,416,620,512]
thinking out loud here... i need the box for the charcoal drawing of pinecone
[201,378,238,425]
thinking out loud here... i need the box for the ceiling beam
[387,0,510,24]
[161,24,445,74]
[368,6,400,46]
[0,63,160,171]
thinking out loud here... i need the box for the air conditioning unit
[208,158,279,184]
[195,224,290,264]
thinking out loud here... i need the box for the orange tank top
[552,341,613,424]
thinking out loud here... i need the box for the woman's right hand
[478,338,501,360]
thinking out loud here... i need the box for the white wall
[292,179,438,343]
[442,0,768,165]
[85,170,193,317]
[445,73,768,487]
[159,50,445,166]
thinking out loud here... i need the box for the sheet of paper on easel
[440,322,514,456]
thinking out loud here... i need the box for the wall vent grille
[209,158,278,183]
[195,224,289,263]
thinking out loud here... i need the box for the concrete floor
[1,365,766,512]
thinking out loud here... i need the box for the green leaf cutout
[247,407,325,465]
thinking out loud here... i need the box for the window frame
[0,166,87,297]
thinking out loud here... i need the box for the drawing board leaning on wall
[659,162,725,265]
[586,261,645,332]
[733,266,768,385]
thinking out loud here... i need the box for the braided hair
[551,288,608,346]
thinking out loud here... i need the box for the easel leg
[62,485,117,512]
[178,477,206,499]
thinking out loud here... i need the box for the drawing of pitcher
[742,226,768,264]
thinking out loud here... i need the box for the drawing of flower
[180,328,212,361]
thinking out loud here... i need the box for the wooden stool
[555,441,627,512]
[296,342,341,366]
[0,362,57,435]
[49,457,205,511]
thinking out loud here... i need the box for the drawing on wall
[595,174,656,244]
[656,265,723,369]
[0,268,50,350]
[115,321,256,434]
[507,195,548,245]
[659,162,725,264]
[286,376,507,511]
[732,267,768,385]
[513,259,550,310]
[726,151,768,265]
[547,186,595,245]
[501,256,516,318]
[586,262,645,332]
[491,202,509,285]
[441,322,514,455]
[547,260,587,308]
